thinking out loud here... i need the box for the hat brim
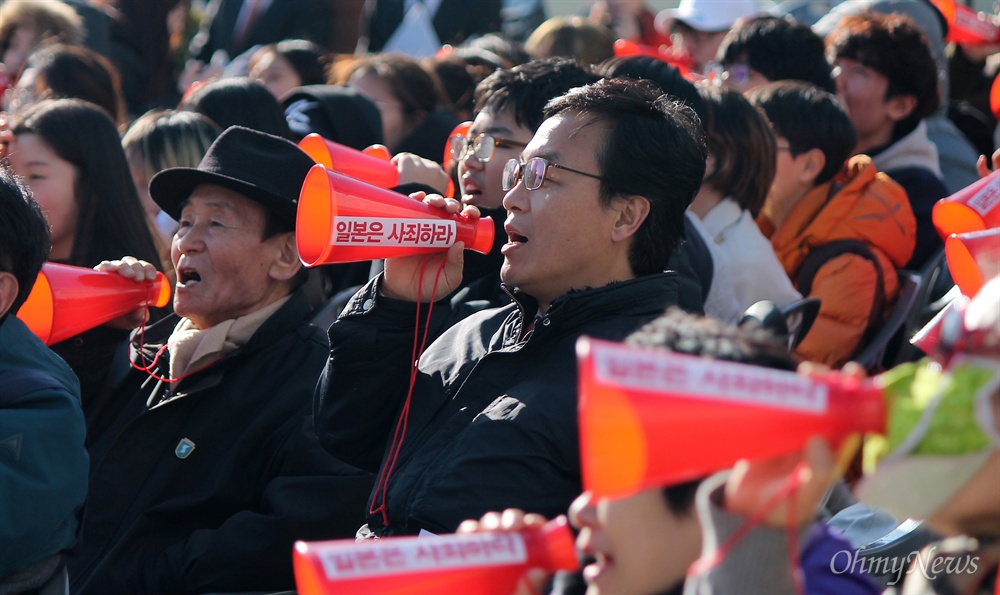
[656,8,733,33]
[856,449,994,521]
[149,168,298,230]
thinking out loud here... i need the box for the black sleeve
[313,276,451,471]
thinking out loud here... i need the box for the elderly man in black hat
[66,127,374,594]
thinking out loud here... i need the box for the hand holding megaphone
[381,192,477,303]
[93,257,164,329]
[19,260,171,345]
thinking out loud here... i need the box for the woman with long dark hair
[6,98,165,401]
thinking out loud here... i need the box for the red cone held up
[577,337,886,500]
[928,0,1000,44]
[298,134,400,188]
[296,164,494,266]
[17,262,171,346]
[946,228,1000,298]
[293,517,578,595]
[932,170,1000,240]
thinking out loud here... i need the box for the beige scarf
[166,296,290,379]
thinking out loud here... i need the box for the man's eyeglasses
[502,157,606,191]
[450,133,527,163]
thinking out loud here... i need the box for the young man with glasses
[446,58,599,317]
[314,77,707,538]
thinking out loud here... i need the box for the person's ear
[0,272,20,318]
[611,195,650,243]
[267,232,303,282]
[886,94,918,122]
[797,148,827,185]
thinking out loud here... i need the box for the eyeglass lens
[451,133,502,163]
[502,157,551,191]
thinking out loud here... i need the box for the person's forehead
[524,112,603,159]
[472,107,523,135]
[182,184,264,219]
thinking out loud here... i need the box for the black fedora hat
[149,126,315,230]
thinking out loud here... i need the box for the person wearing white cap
[654,0,760,74]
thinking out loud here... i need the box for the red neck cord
[128,306,222,384]
[370,257,448,528]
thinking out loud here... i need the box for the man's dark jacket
[67,290,374,594]
[314,273,680,537]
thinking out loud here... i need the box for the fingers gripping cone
[17,263,171,346]
[576,337,886,500]
[932,170,1000,240]
[946,228,1000,298]
[296,164,494,266]
[298,134,400,188]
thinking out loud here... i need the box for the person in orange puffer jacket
[747,80,916,367]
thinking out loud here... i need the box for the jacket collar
[501,273,680,334]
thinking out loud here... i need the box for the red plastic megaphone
[444,120,472,171]
[932,169,1000,240]
[928,0,1000,44]
[612,39,694,79]
[17,262,171,346]
[577,337,886,499]
[298,134,400,188]
[293,517,578,595]
[945,228,1000,297]
[442,121,472,199]
[297,164,494,266]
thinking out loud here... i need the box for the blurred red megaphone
[17,262,171,346]
[297,164,494,266]
[928,0,1000,44]
[298,134,400,188]
[932,169,1000,240]
[442,121,472,198]
[576,337,886,499]
[444,120,472,171]
[612,39,693,79]
[945,228,1000,297]
[293,517,578,595]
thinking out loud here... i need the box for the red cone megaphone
[444,120,472,172]
[297,164,494,266]
[17,262,171,346]
[443,121,472,199]
[577,337,886,499]
[298,134,400,188]
[928,0,1000,44]
[932,169,1000,240]
[293,517,578,595]
[945,228,1000,297]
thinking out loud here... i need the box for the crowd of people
[0,0,997,593]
